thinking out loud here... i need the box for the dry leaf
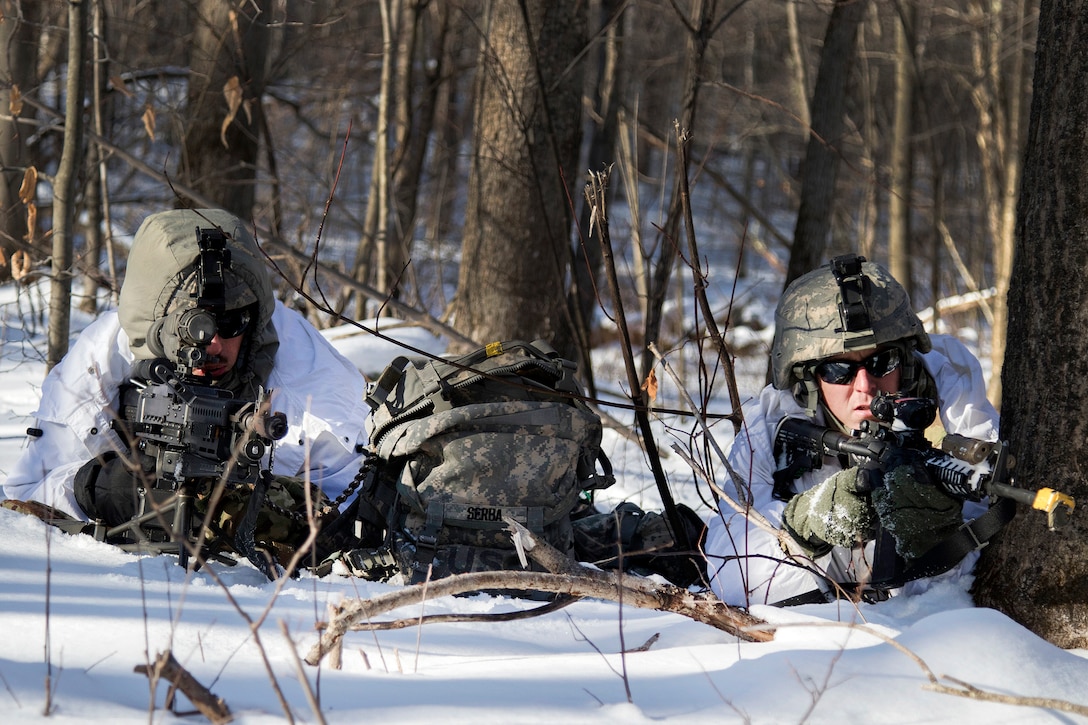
[9,84,21,116]
[11,249,30,281]
[25,201,36,241]
[220,76,243,148]
[641,368,659,402]
[142,104,156,141]
[18,166,36,204]
[110,75,134,98]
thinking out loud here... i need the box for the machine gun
[773,394,1075,531]
[100,227,287,578]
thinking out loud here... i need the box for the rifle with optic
[773,393,1074,531]
[99,227,287,579]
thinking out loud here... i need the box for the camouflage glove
[782,467,876,555]
[871,459,962,562]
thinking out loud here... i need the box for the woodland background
[1,0,1087,648]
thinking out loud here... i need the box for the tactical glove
[782,467,876,555]
[871,457,962,561]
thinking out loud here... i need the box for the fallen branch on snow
[304,519,771,667]
[134,650,232,724]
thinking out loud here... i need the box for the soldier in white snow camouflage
[704,254,1000,606]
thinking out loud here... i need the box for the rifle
[99,227,288,579]
[773,394,1075,532]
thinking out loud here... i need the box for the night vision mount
[145,227,233,378]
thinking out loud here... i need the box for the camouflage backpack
[351,340,615,583]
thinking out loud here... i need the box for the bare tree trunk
[0,0,40,281]
[785,0,810,129]
[784,0,869,289]
[179,0,270,218]
[570,0,625,389]
[448,0,586,354]
[390,0,448,307]
[639,0,713,379]
[421,8,466,313]
[853,12,878,260]
[888,5,915,296]
[988,0,1029,409]
[972,0,1088,648]
[361,0,397,316]
[49,0,88,372]
[79,0,115,314]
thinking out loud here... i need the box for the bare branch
[305,519,772,666]
[133,650,232,725]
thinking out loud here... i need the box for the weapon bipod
[91,484,235,570]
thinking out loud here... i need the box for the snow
[2,280,1087,724]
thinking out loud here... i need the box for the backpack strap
[411,500,446,575]
[365,355,411,410]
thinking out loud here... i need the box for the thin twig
[279,621,327,725]
[586,168,691,551]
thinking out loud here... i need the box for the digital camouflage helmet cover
[771,255,931,411]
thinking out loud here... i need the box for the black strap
[233,469,277,581]
[772,586,892,608]
[896,496,1016,583]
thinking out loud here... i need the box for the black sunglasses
[814,347,901,386]
[211,305,255,338]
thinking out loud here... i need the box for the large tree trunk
[449,0,586,355]
[784,0,868,289]
[972,0,1088,648]
[179,0,269,218]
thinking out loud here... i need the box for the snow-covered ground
[1,279,1087,724]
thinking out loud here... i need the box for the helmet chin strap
[793,376,852,434]
[792,369,822,420]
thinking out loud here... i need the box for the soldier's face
[193,332,244,378]
[816,347,902,431]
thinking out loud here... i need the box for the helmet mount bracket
[829,254,873,334]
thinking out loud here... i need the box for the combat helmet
[771,254,931,415]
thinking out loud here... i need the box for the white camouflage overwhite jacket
[705,334,1000,606]
[3,302,369,519]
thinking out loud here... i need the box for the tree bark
[49,0,88,372]
[888,5,915,296]
[179,0,269,218]
[972,0,1088,648]
[449,0,586,355]
[784,0,869,289]
[570,0,625,388]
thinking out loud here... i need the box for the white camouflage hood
[118,209,279,389]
